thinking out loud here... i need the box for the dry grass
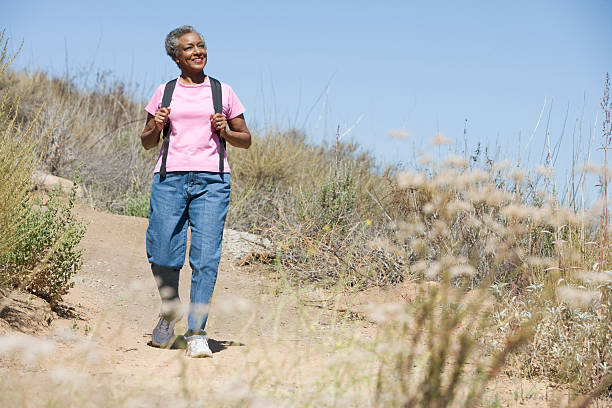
[1,43,612,404]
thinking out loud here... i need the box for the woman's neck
[179,70,206,85]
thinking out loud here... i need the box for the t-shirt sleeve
[145,84,164,116]
[223,84,246,120]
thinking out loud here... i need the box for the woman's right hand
[154,108,171,131]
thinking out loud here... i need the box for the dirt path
[1,205,374,406]
[0,205,603,407]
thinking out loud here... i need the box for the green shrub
[124,189,150,218]
[0,183,86,305]
[0,31,86,306]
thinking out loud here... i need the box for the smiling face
[174,32,207,73]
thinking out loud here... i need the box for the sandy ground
[0,205,609,407]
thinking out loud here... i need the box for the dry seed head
[410,260,429,274]
[483,189,514,206]
[526,256,556,267]
[535,165,555,179]
[49,367,85,385]
[434,169,460,187]
[417,153,433,165]
[575,270,612,284]
[217,297,251,313]
[432,219,450,237]
[449,264,476,278]
[423,202,435,214]
[442,154,468,168]
[442,255,467,267]
[511,168,527,183]
[557,286,601,308]
[368,237,392,251]
[458,169,489,186]
[492,159,513,171]
[446,199,473,214]
[577,162,612,177]
[501,204,531,220]
[425,261,441,279]
[395,221,425,238]
[0,334,56,363]
[464,215,482,229]
[366,302,409,324]
[430,132,453,146]
[397,171,427,189]
[409,238,427,254]
[484,237,500,255]
[482,214,506,235]
[388,129,411,139]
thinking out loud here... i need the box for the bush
[123,188,150,218]
[0,184,86,305]
[0,31,86,305]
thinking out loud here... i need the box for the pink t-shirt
[145,77,245,173]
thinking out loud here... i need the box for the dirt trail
[0,205,590,407]
[0,205,381,406]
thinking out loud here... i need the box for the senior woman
[140,25,251,358]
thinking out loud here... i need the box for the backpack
[158,76,225,179]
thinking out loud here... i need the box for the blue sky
[1,0,611,200]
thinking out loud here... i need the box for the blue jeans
[146,171,230,334]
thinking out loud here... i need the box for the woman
[140,25,251,358]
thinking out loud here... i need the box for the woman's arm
[211,113,251,149]
[140,108,171,150]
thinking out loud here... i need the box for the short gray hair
[165,25,205,59]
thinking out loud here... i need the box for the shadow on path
[146,335,246,354]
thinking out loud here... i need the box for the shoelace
[157,317,171,332]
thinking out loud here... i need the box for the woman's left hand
[210,113,228,136]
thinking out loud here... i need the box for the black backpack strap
[159,78,177,180]
[209,76,226,172]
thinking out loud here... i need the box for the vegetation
[0,32,86,305]
[0,28,611,404]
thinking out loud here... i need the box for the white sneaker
[185,335,213,358]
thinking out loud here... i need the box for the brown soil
[0,205,608,407]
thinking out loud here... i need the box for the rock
[32,171,86,198]
[222,229,274,260]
